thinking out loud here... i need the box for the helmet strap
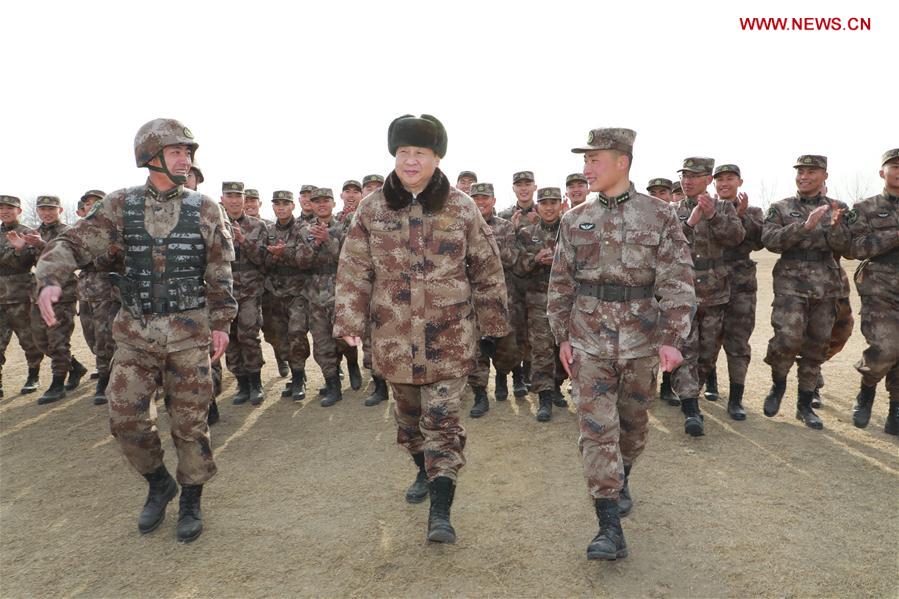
[147,152,188,185]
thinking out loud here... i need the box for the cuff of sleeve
[660,331,681,350]
[210,319,232,333]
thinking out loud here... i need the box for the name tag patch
[578,223,596,230]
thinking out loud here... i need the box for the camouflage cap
[299,185,317,194]
[80,189,106,202]
[311,187,334,200]
[362,174,385,186]
[513,171,534,183]
[244,188,260,200]
[536,187,562,202]
[134,118,198,168]
[571,128,636,154]
[222,181,245,194]
[881,148,899,166]
[646,177,673,191]
[36,195,62,207]
[678,157,715,175]
[272,190,295,202]
[0,195,21,208]
[190,161,204,184]
[566,173,588,185]
[469,182,495,197]
[457,170,478,181]
[793,155,827,170]
[342,180,362,192]
[672,181,683,194]
[713,164,741,178]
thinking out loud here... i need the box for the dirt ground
[1,251,897,598]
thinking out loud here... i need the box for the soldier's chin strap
[147,153,188,186]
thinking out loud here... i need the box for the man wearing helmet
[34,118,237,544]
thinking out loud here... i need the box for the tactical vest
[122,192,206,314]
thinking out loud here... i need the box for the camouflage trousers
[765,294,837,392]
[225,296,264,376]
[79,298,120,377]
[508,277,531,365]
[855,295,899,399]
[265,294,310,372]
[30,301,76,377]
[362,324,373,372]
[0,301,43,370]
[308,301,349,378]
[826,297,854,360]
[527,290,561,394]
[260,289,285,365]
[391,375,467,482]
[721,288,756,386]
[672,303,726,400]
[467,333,519,388]
[109,343,216,485]
[570,349,657,500]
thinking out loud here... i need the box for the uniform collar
[539,217,561,231]
[0,221,18,232]
[597,183,635,208]
[884,189,899,203]
[39,220,60,232]
[145,179,183,202]
[275,216,295,230]
[797,192,825,205]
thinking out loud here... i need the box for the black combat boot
[207,400,220,426]
[587,498,628,560]
[177,484,204,543]
[885,401,899,436]
[406,453,429,504]
[522,360,532,391]
[275,352,289,378]
[231,375,250,405]
[21,367,40,394]
[536,390,553,422]
[346,354,362,391]
[796,390,823,430]
[248,372,265,406]
[553,380,568,408]
[618,464,633,517]
[511,366,528,398]
[92,374,109,405]
[494,371,509,401]
[285,370,305,401]
[469,386,489,418]
[37,374,67,405]
[65,357,88,391]
[704,368,720,401]
[811,372,825,408]
[763,377,787,417]
[138,465,178,534]
[681,397,704,436]
[320,376,343,407]
[660,371,679,406]
[363,376,388,406]
[0,373,3,399]
[852,384,875,428]
[727,383,746,421]
[427,476,457,544]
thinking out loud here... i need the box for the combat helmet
[134,118,199,184]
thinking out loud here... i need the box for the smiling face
[272,199,294,222]
[713,172,742,200]
[311,195,335,219]
[680,171,711,197]
[37,206,63,224]
[582,150,628,194]
[648,186,672,202]
[566,180,589,205]
[221,192,245,219]
[536,198,561,222]
[244,197,261,217]
[0,204,21,225]
[394,146,439,193]
[882,158,899,194]
[471,193,496,219]
[795,166,827,196]
[152,144,193,182]
[513,179,536,203]
[341,186,363,212]
[456,176,476,194]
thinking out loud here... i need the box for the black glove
[479,336,498,359]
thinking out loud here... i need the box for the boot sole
[684,421,704,436]
[587,547,628,560]
[93,397,108,406]
[405,494,427,504]
[795,413,823,430]
[177,525,203,544]
[427,528,456,544]
[20,388,39,394]
[469,409,488,418]
[728,411,747,421]
[363,398,385,407]
[37,393,66,405]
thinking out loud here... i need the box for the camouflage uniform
[34,178,237,485]
[761,156,850,414]
[334,168,509,481]
[0,199,43,390]
[76,246,123,379]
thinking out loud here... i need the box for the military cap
[571,127,636,154]
[362,174,385,186]
[222,181,245,194]
[80,189,106,202]
[272,190,295,202]
[678,157,715,175]
[36,195,62,207]
[457,170,478,182]
[469,183,495,197]
[342,180,362,192]
[299,184,317,193]
[793,155,827,170]
[134,118,198,168]
[713,164,741,178]
[245,188,260,200]
[536,187,562,202]
[388,114,448,158]
[311,187,334,200]
[672,181,683,194]
[881,149,899,166]
[513,171,535,183]
[646,178,673,191]
[0,195,22,208]
[566,173,588,185]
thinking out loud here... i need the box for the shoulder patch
[846,208,859,224]
[578,222,595,231]
[85,199,103,219]
[765,207,778,222]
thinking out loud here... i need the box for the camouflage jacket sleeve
[0,226,39,271]
[304,221,344,270]
[655,205,697,348]
[707,200,745,247]
[741,206,765,251]
[847,198,899,259]
[240,218,269,267]
[92,246,125,273]
[333,209,374,338]
[465,209,510,338]
[288,221,317,269]
[547,213,577,344]
[494,219,520,271]
[512,225,538,277]
[826,200,852,255]
[199,199,238,332]
[761,203,812,252]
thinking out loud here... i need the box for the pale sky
[2,0,894,222]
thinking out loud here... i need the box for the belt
[577,283,655,302]
[0,268,30,276]
[692,257,722,270]
[231,262,257,272]
[723,249,751,262]
[781,248,833,262]
[270,266,302,276]
[870,250,899,265]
